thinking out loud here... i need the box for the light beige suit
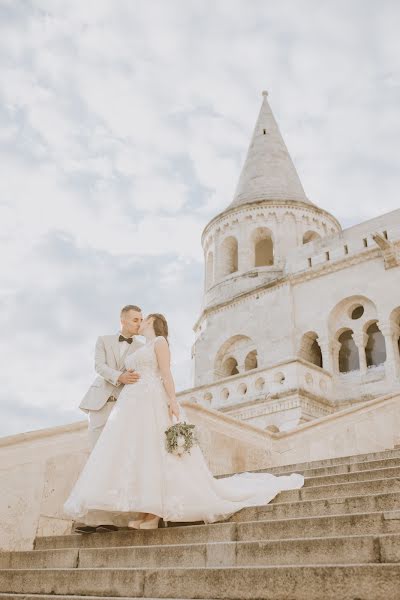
[80,333,144,449]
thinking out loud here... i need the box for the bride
[64,313,304,529]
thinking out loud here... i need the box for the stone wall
[0,422,89,551]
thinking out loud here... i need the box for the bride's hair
[148,313,169,344]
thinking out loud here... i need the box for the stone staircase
[1,448,400,600]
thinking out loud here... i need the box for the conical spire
[227,91,312,210]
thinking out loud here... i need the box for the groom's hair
[120,305,142,316]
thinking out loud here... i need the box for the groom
[75,304,144,534]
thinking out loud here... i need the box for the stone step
[0,596,206,600]
[266,455,400,478]
[0,596,194,600]
[34,492,400,551]
[0,549,78,570]
[264,475,400,504]
[32,510,399,551]
[227,490,400,522]
[236,510,400,541]
[3,534,400,569]
[164,468,400,528]
[298,464,400,487]
[34,522,237,550]
[228,447,400,477]
[284,461,400,486]
[0,564,399,599]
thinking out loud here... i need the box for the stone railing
[177,358,334,410]
[286,221,400,275]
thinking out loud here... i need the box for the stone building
[178,91,400,432]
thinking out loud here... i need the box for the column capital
[317,336,332,349]
[353,332,368,348]
[380,322,400,338]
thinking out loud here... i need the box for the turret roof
[226,91,313,210]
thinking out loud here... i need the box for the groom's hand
[118,370,140,384]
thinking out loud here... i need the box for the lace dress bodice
[124,337,162,384]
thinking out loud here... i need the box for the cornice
[219,386,335,415]
[201,199,342,244]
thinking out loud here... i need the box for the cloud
[0,0,399,436]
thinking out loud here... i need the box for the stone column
[331,339,341,375]
[213,228,222,281]
[203,245,210,291]
[354,332,368,376]
[236,363,246,374]
[380,324,400,380]
[317,336,334,373]
[274,215,284,264]
[238,227,252,273]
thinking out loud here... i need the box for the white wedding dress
[64,337,304,524]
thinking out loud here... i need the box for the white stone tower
[199,91,341,314]
[185,91,400,432]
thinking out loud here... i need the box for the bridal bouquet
[165,420,199,456]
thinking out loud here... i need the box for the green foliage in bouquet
[165,421,199,456]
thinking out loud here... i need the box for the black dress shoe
[74,525,97,534]
[96,524,119,532]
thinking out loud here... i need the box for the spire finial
[225,91,312,209]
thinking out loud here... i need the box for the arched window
[205,251,214,289]
[245,350,258,371]
[214,334,255,380]
[221,357,239,377]
[255,238,273,266]
[303,231,321,244]
[299,332,323,368]
[365,323,386,367]
[338,330,359,373]
[252,227,273,267]
[220,236,238,277]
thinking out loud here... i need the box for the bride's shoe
[127,519,144,529]
[139,516,160,529]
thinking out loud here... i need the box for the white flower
[177,436,185,447]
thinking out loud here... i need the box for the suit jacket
[79,334,144,413]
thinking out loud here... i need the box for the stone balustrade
[177,358,334,411]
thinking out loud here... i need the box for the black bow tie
[119,335,133,344]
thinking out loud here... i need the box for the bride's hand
[168,401,180,422]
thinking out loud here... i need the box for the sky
[0,0,399,438]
